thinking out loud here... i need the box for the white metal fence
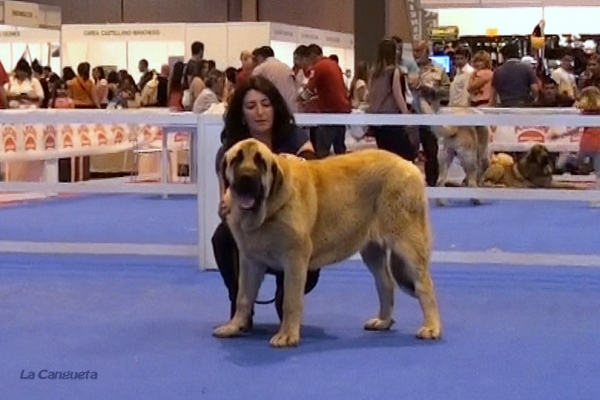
[0,109,599,270]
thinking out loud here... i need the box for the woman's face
[213,77,225,99]
[473,60,485,70]
[15,69,27,80]
[242,89,274,137]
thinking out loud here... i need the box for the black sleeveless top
[214,128,310,174]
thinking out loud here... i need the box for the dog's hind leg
[360,242,396,331]
[436,143,455,207]
[388,230,442,340]
[475,125,490,184]
[458,146,483,206]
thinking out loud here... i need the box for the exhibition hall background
[24,0,413,66]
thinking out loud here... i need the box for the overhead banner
[429,25,459,40]
[62,24,187,43]
[406,0,422,41]
[2,0,40,28]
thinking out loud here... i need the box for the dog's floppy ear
[269,162,283,198]
[220,157,229,190]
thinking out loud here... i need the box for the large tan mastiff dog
[213,138,442,348]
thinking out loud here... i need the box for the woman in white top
[93,67,109,108]
[350,61,369,111]
[4,59,44,108]
[193,69,226,114]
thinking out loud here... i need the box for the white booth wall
[436,7,600,36]
[61,22,355,78]
[60,24,186,80]
[184,22,300,70]
[0,26,60,72]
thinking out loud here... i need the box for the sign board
[2,0,40,28]
[486,28,499,36]
[62,24,187,43]
[429,25,459,40]
[298,27,322,44]
[269,23,298,43]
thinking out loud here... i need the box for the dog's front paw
[269,329,300,348]
[364,317,395,331]
[213,322,246,338]
[416,323,442,340]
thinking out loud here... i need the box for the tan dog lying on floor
[483,144,585,189]
[214,138,442,348]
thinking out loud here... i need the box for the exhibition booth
[0,1,61,71]
[424,1,600,36]
[60,22,356,77]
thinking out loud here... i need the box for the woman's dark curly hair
[222,75,296,151]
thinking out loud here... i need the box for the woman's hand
[218,190,232,219]
[218,200,230,219]
[279,153,303,161]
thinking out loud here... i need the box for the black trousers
[372,125,418,162]
[313,125,347,158]
[419,126,439,187]
[211,222,321,321]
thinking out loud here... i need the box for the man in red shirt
[0,61,8,108]
[299,44,351,158]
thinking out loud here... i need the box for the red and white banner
[0,123,191,161]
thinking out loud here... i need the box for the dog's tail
[389,252,417,298]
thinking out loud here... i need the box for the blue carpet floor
[0,195,599,399]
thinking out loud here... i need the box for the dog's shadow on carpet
[218,323,440,367]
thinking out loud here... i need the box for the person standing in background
[186,41,204,79]
[468,51,494,107]
[368,39,414,161]
[448,46,474,108]
[579,54,600,91]
[551,54,577,100]
[0,61,8,108]
[236,51,255,87]
[411,40,450,187]
[299,44,351,158]
[489,43,539,107]
[252,46,299,113]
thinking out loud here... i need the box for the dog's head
[520,143,554,180]
[221,138,282,214]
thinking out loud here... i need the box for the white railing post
[160,124,170,199]
[196,113,206,271]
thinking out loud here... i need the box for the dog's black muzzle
[231,170,263,210]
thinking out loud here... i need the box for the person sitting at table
[4,59,44,109]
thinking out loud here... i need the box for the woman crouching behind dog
[212,75,322,327]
